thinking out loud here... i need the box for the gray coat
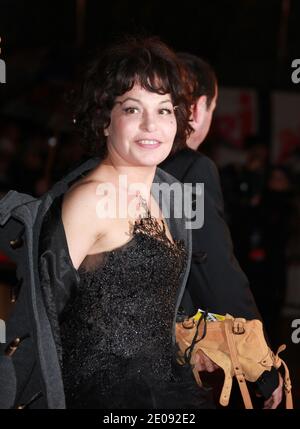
[0,158,192,409]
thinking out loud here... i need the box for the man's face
[201,86,218,143]
[187,84,218,150]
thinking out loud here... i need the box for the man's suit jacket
[160,148,260,319]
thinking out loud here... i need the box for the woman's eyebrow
[116,97,172,105]
[117,97,141,105]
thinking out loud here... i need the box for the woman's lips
[135,139,161,149]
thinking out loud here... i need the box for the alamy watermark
[291,59,300,84]
[0,59,5,83]
[291,318,300,344]
[94,175,204,230]
[0,318,6,343]
[0,36,6,83]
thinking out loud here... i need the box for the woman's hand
[194,349,220,372]
[263,373,283,409]
[194,350,284,409]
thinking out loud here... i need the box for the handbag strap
[224,319,254,409]
[273,344,294,409]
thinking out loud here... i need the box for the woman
[35,37,214,409]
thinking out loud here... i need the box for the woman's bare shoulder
[61,180,112,269]
[63,179,114,234]
[63,179,105,211]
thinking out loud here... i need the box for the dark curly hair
[74,36,193,158]
[177,52,217,108]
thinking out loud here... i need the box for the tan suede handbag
[176,311,293,409]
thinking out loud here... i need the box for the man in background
[160,53,283,408]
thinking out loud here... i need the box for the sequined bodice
[60,209,187,408]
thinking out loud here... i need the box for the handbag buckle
[232,321,245,335]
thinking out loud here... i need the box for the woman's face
[104,83,177,167]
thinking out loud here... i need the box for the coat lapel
[152,167,192,340]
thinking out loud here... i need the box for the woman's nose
[141,112,157,132]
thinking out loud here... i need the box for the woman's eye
[123,107,139,114]
[159,108,173,115]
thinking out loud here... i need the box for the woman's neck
[95,157,157,202]
[104,153,156,184]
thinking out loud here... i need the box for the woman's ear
[104,128,109,137]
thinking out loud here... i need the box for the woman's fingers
[263,373,283,409]
[194,350,219,372]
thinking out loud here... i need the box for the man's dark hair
[75,37,193,158]
[177,52,217,109]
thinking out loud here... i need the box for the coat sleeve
[0,208,45,408]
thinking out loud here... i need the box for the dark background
[1,0,300,145]
[0,0,299,409]
[1,0,300,87]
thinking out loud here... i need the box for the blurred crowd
[0,118,85,198]
[219,136,300,345]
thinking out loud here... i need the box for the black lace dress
[58,197,213,409]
